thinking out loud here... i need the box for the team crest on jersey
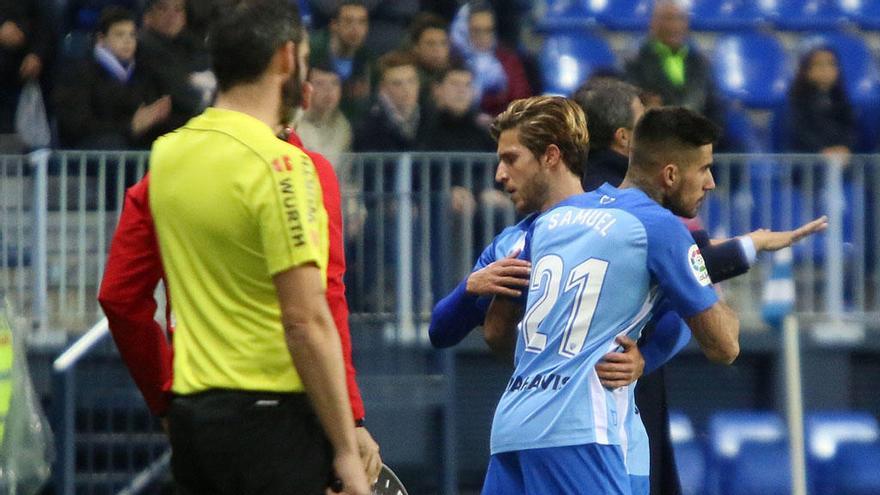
[688,244,711,286]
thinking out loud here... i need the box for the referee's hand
[356,427,382,484]
[333,451,370,495]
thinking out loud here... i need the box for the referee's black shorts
[168,389,333,495]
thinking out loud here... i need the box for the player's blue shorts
[482,443,645,494]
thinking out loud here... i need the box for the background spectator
[422,62,492,152]
[354,50,425,152]
[572,79,644,192]
[137,0,213,142]
[786,46,856,156]
[54,7,170,149]
[310,1,373,127]
[407,12,451,107]
[624,0,726,140]
[449,1,531,117]
[0,0,51,152]
[295,61,352,167]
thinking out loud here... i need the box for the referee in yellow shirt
[148,2,368,493]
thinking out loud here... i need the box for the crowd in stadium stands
[0,0,873,159]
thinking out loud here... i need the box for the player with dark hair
[481,106,740,494]
[100,1,370,493]
[574,79,827,495]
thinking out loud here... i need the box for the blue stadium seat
[669,410,696,444]
[807,411,879,461]
[532,0,598,32]
[834,441,880,495]
[539,33,616,96]
[769,0,848,30]
[669,411,705,495]
[806,411,879,495]
[675,441,707,495]
[707,411,786,495]
[841,0,880,29]
[690,0,767,31]
[593,0,653,31]
[298,0,312,27]
[724,105,763,152]
[727,441,793,495]
[713,32,790,109]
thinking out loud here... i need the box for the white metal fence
[4,150,879,494]
[1,151,878,338]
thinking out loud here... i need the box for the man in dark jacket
[422,63,493,152]
[354,50,425,152]
[55,7,170,149]
[624,1,725,136]
[310,1,373,126]
[137,0,212,141]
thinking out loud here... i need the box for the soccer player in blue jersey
[481,104,742,494]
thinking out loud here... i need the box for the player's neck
[214,82,284,133]
[620,174,664,205]
[541,175,584,212]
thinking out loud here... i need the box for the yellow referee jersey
[149,107,328,395]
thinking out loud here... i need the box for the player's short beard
[663,189,698,219]
[518,170,551,215]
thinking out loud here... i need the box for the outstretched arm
[697,216,828,283]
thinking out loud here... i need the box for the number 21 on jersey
[521,255,609,358]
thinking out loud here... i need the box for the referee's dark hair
[630,106,721,172]
[209,0,303,92]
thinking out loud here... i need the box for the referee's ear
[273,40,297,79]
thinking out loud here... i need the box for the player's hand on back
[595,336,644,389]
[466,251,531,298]
[748,215,828,252]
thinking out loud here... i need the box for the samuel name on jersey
[489,183,717,460]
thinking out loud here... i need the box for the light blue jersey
[473,214,536,271]
[490,184,718,464]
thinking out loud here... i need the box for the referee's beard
[279,58,304,127]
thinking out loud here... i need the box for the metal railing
[52,318,169,495]
[4,151,878,337]
[4,150,880,494]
